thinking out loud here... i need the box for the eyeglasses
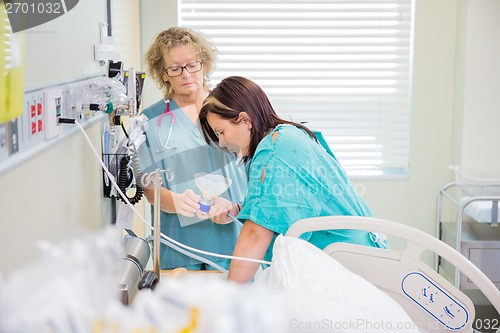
[163,60,204,77]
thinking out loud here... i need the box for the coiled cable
[117,154,143,205]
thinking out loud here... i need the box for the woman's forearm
[228,220,274,283]
[144,187,201,217]
[143,187,176,213]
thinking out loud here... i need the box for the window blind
[179,0,413,177]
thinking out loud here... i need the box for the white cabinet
[436,182,500,290]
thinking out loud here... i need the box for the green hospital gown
[237,124,385,262]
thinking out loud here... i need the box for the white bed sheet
[255,235,421,333]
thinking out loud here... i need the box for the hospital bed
[285,216,500,333]
[4,216,499,333]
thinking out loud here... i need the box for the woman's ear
[239,112,252,129]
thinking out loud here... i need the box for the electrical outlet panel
[13,78,103,156]
[43,88,64,140]
[20,92,45,151]
[1,74,111,167]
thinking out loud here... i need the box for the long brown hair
[199,76,317,164]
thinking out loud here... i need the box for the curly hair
[144,27,217,98]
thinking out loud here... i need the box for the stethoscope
[156,99,178,153]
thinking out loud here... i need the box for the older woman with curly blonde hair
[138,27,247,271]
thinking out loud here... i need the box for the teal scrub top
[138,99,248,269]
[237,124,385,262]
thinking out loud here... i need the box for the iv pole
[152,169,162,278]
[124,66,163,279]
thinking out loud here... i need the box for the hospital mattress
[285,216,500,333]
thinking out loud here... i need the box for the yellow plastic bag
[0,5,24,124]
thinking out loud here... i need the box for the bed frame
[285,216,500,333]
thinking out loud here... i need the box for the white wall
[0,0,142,275]
[360,0,500,258]
[0,122,107,272]
[0,0,107,275]
[356,0,458,258]
[459,0,500,172]
[140,1,178,107]
[355,0,499,259]
[23,1,105,88]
